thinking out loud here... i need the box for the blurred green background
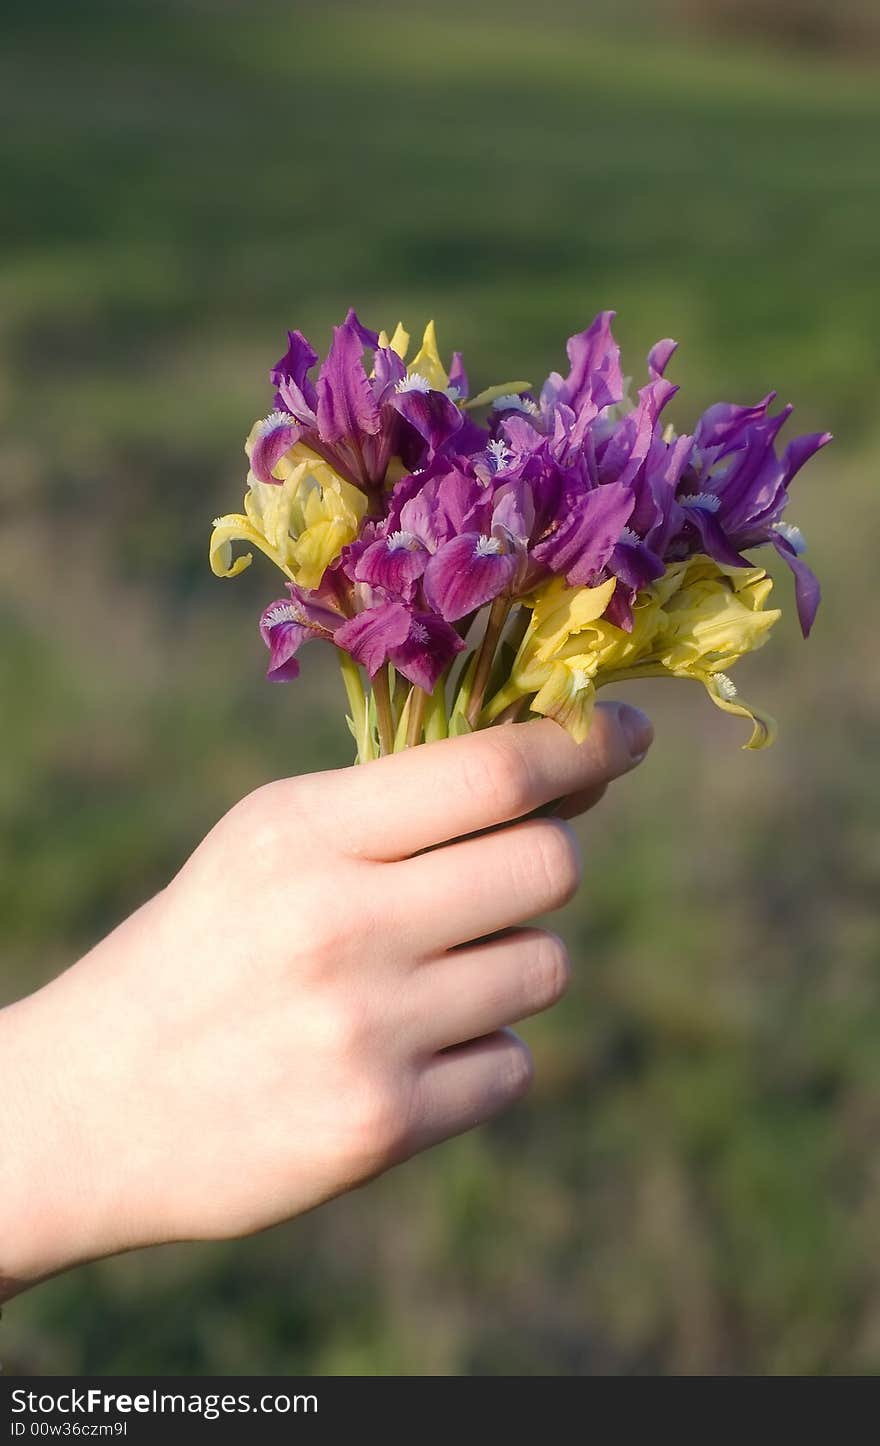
[2,0,879,1376]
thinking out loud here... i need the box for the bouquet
[211,310,828,762]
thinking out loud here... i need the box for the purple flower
[259,587,342,681]
[668,396,831,634]
[243,305,829,721]
[531,480,636,587]
[353,529,430,602]
[539,310,624,419]
[423,533,520,621]
[334,601,465,691]
[262,310,467,492]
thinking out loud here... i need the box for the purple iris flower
[334,601,465,691]
[669,394,831,634]
[347,459,529,623]
[539,310,625,420]
[252,310,466,491]
[259,587,344,681]
[246,305,829,710]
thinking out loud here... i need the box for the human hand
[0,703,652,1296]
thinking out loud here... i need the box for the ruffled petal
[391,386,463,453]
[532,481,635,586]
[259,599,311,682]
[423,534,518,621]
[388,611,467,692]
[530,663,597,744]
[249,413,303,485]
[647,338,677,379]
[316,316,381,444]
[334,601,413,677]
[209,513,290,580]
[553,310,624,415]
[270,330,318,421]
[353,534,429,600]
[702,672,777,750]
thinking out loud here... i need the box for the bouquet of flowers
[211,310,828,762]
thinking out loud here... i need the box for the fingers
[308,702,653,861]
[407,1029,534,1154]
[391,814,583,952]
[411,928,571,1050]
[555,780,607,821]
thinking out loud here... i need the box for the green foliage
[2,0,879,1376]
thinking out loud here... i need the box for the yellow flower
[482,556,780,749]
[210,429,366,590]
[649,555,780,748]
[517,576,620,669]
[481,578,619,730]
[403,320,450,392]
[377,322,411,359]
[529,658,599,744]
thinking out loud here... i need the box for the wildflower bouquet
[211,310,828,761]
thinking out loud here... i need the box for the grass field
[2,0,879,1374]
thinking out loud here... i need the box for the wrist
[0,985,101,1297]
[0,910,158,1298]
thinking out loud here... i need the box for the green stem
[479,678,527,727]
[424,680,449,741]
[372,666,395,757]
[466,596,511,729]
[338,652,375,764]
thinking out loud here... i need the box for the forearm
[0,985,87,1300]
[0,912,153,1301]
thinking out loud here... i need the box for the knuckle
[228,782,290,864]
[531,819,582,908]
[528,930,572,1008]
[313,995,369,1060]
[471,736,535,819]
[298,896,371,974]
[590,704,632,776]
[283,866,377,976]
[501,1037,535,1101]
[346,1076,409,1169]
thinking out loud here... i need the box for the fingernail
[617,703,654,761]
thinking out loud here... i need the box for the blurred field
[2,0,879,1375]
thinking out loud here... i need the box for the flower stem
[466,596,511,729]
[406,687,429,748]
[372,666,395,757]
[424,679,449,742]
[338,652,375,764]
[479,678,527,727]
[494,696,529,726]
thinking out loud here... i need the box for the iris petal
[423,534,518,621]
[702,673,777,750]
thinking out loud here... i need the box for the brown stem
[406,687,429,748]
[493,696,529,726]
[466,596,511,729]
[372,667,395,756]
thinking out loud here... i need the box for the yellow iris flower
[210,428,366,591]
[649,556,780,747]
[484,556,781,749]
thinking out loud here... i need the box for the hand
[0,704,652,1296]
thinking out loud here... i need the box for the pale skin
[0,703,653,1303]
